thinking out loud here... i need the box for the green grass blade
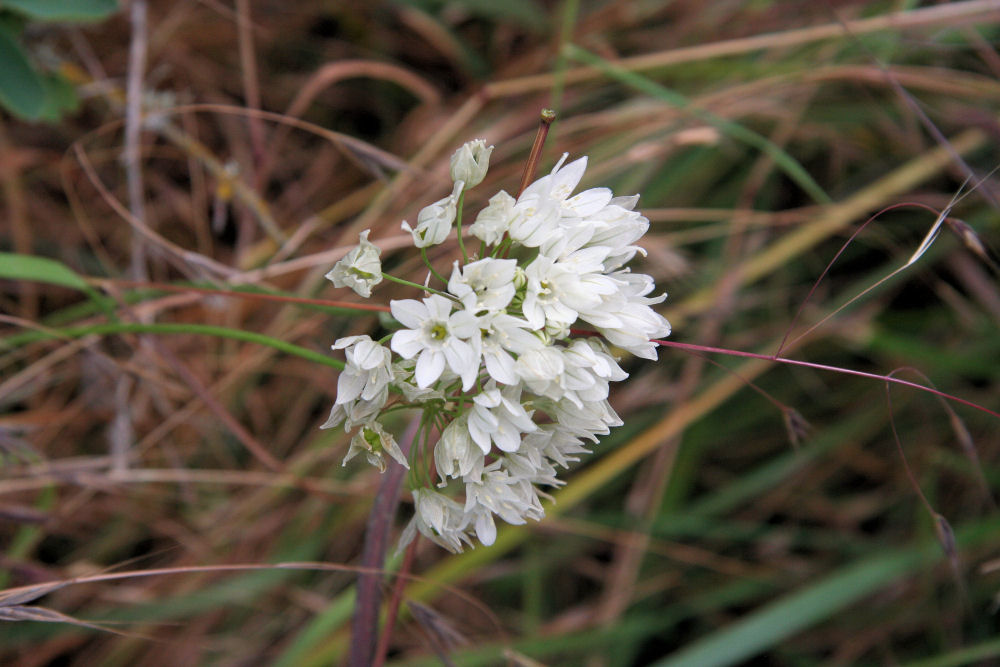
[901,638,1000,667]
[0,252,116,318]
[1,322,343,370]
[651,517,1000,667]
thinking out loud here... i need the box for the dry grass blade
[0,582,68,608]
[0,605,133,638]
[3,1,999,664]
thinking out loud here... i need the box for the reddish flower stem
[517,109,556,198]
[650,337,1000,420]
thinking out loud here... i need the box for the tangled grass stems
[3,2,1000,664]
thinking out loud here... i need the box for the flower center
[363,427,382,452]
[429,323,449,341]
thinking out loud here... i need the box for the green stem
[455,191,469,263]
[492,238,514,258]
[380,271,455,300]
[418,248,450,286]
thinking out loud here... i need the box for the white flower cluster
[323,140,671,552]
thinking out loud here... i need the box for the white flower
[584,197,650,270]
[515,339,625,408]
[320,145,675,553]
[448,257,517,314]
[331,335,394,404]
[467,382,537,453]
[401,181,464,248]
[469,191,515,245]
[463,462,545,544]
[325,229,382,298]
[320,394,384,432]
[507,193,562,248]
[342,420,409,472]
[542,396,623,440]
[450,139,493,189]
[478,311,543,385]
[519,154,588,205]
[591,272,671,360]
[434,414,483,481]
[391,359,446,402]
[520,424,592,469]
[521,254,617,330]
[514,346,565,397]
[401,488,474,553]
[502,450,561,489]
[390,294,481,390]
[560,338,628,403]
[320,335,394,431]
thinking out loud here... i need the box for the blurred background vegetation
[1,0,999,665]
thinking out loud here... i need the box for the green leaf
[0,29,45,119]
[37,72,79,122]
[2,0,119,22]
[0,252,114,317]
[0,252,90,291]
[2,322,344,371]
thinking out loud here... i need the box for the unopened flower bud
[512,266,527,290]
[544,320,570,341]
[450,139,493,189]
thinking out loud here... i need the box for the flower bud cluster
[323,140,671,552]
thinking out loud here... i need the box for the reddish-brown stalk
[650,338,1000,420]
[96,279,392,313]
[517,109,557,198]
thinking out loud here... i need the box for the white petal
[550,156,587,200]
[390,329,423,359]
[475,511,497,546]
[390,299,427,329]
[484,349,518,385]
[415,349,446,387]
[424,294,454,320]
[443,338,479,390]
[566,187,612,216]
[336,371,365,404]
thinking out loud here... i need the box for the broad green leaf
[37,72,78,121]
[0,29,44,119]
[2,0,119,22]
